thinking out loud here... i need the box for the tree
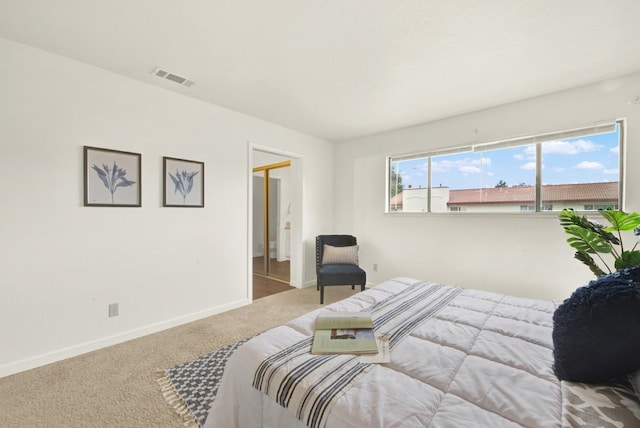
[390,166,403,198]
[495,180,507,188]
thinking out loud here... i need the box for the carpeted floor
[0,286,357,427]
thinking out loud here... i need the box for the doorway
[252,160,293,298]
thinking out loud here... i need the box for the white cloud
[521,162,536,170]
[545,139,601,154]
[460,166,481,174]
[513,154,524,160]
[524,139,601,156]
[432,156,488,174]
[472,157,492,166]
[431,159,455,172]
[610,146,619,154]
[486,171,494,176]
[604,168,619,175]
[574,161,603,170]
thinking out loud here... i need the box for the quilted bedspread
[204,278,640,427]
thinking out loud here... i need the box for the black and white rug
[158,338,250,427]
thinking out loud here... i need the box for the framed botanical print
[163,157,205,207]
[84,146,141,207]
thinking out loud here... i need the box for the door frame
[253,160,290,282]
[247,143,303,301]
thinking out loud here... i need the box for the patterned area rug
[158,338,250,427]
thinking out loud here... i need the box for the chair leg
[351,285,355,290]
[360,284,365,292]
[320,285,324,304]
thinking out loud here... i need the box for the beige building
[390,182,618,213]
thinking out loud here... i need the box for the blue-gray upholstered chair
[316,235,366,304]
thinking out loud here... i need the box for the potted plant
[558,208,640,277]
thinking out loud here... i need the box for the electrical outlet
[108,303,119,318]
[373,263,378,272]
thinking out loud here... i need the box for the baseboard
[0,298,250,379]
[302,279,317,288]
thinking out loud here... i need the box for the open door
[252,160,292,296]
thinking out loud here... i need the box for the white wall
[0,37,334,377]
[335,72,640,301]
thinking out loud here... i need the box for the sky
[391,127,620,191]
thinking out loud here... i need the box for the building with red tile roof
[390,182,618,212]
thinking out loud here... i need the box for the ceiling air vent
[152,67,194,87]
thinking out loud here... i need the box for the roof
[449,186,535,205]
[389,192,404,206]
[450,182,618,206]
[391,182,618,208]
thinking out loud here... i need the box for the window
[387,120,623,213]
[584,204,618,211]
[389,155,428,212]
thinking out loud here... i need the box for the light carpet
[0,286,357,428]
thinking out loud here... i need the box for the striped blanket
[252,283,463,428]
[207,277,640,428]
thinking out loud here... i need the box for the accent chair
[315,235,366,304]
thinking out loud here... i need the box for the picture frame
[84,146,141,207]
[163,157,205,207]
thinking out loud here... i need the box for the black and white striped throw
[252,283,463,428]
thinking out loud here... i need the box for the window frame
[386,119,625,214]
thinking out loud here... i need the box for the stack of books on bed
[311,312,388,361]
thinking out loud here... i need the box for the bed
[204,277,640,427]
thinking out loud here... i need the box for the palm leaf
[559,209,601,234]
[574,251,607,277]
[558,208,585,228]
[565,225,612,254]
[559,208,640,278]
[614,250,640,270]
[601,209,640,232]
[559,209,619,245]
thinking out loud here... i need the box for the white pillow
[321,244,359,265]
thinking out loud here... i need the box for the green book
[311,312,378,355]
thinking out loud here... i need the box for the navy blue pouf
[552,267,640,383]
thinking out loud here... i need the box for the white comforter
[205,278,561,427]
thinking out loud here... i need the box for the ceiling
[2,1,640,142]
